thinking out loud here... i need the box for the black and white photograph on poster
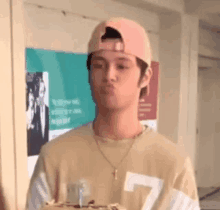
[26,72,49,156]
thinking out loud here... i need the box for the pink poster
[138,61,159,120]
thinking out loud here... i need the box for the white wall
[23,0,159,60]
[158,12,199,168]
[195,25,220,187]
[199,27,220,59]
[113,0,185,14]
[196,60,220,187]
[0,0,28,209]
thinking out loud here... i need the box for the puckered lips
[100,84,115,94]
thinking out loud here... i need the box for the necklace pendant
[113,169,118,180]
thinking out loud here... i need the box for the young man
[26,17,200,210]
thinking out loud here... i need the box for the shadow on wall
[0,185,6,210]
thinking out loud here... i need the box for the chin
[100,100,133,112]
[100,101,120,110]
[95,97,120,110]
[94,92,137,111]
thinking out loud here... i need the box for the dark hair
[136,57,148,98]
[101,27,122,40]
[86,54,148,99]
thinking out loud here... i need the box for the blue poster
[26,48,96,157]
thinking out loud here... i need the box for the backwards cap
[88,17,152,67]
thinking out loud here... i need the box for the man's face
[90,50,143,111]
[39,82,45,105]
[28,90,34,108]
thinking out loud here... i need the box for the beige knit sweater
[26,122,200,210]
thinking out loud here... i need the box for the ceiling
[114,0,220,35]
[185,0,220,34]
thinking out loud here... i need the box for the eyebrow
[92,56,132,62]
[116,57,132,62]
[91,56,105,61]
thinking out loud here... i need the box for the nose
[103,64,117,82]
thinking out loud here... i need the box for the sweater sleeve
[168,156,201,210]
[25,146,54,210]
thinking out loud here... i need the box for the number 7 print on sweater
[124,172,164,210]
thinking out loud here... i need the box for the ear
[139,67,153,89]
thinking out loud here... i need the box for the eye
[117,64,129,70]
[93,64,104,69]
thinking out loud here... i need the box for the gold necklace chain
[95,125,146,180]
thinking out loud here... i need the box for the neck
[93,105,143,141]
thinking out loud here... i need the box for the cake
[41,201,126,210]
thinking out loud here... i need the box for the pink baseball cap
[88,17,152,67]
